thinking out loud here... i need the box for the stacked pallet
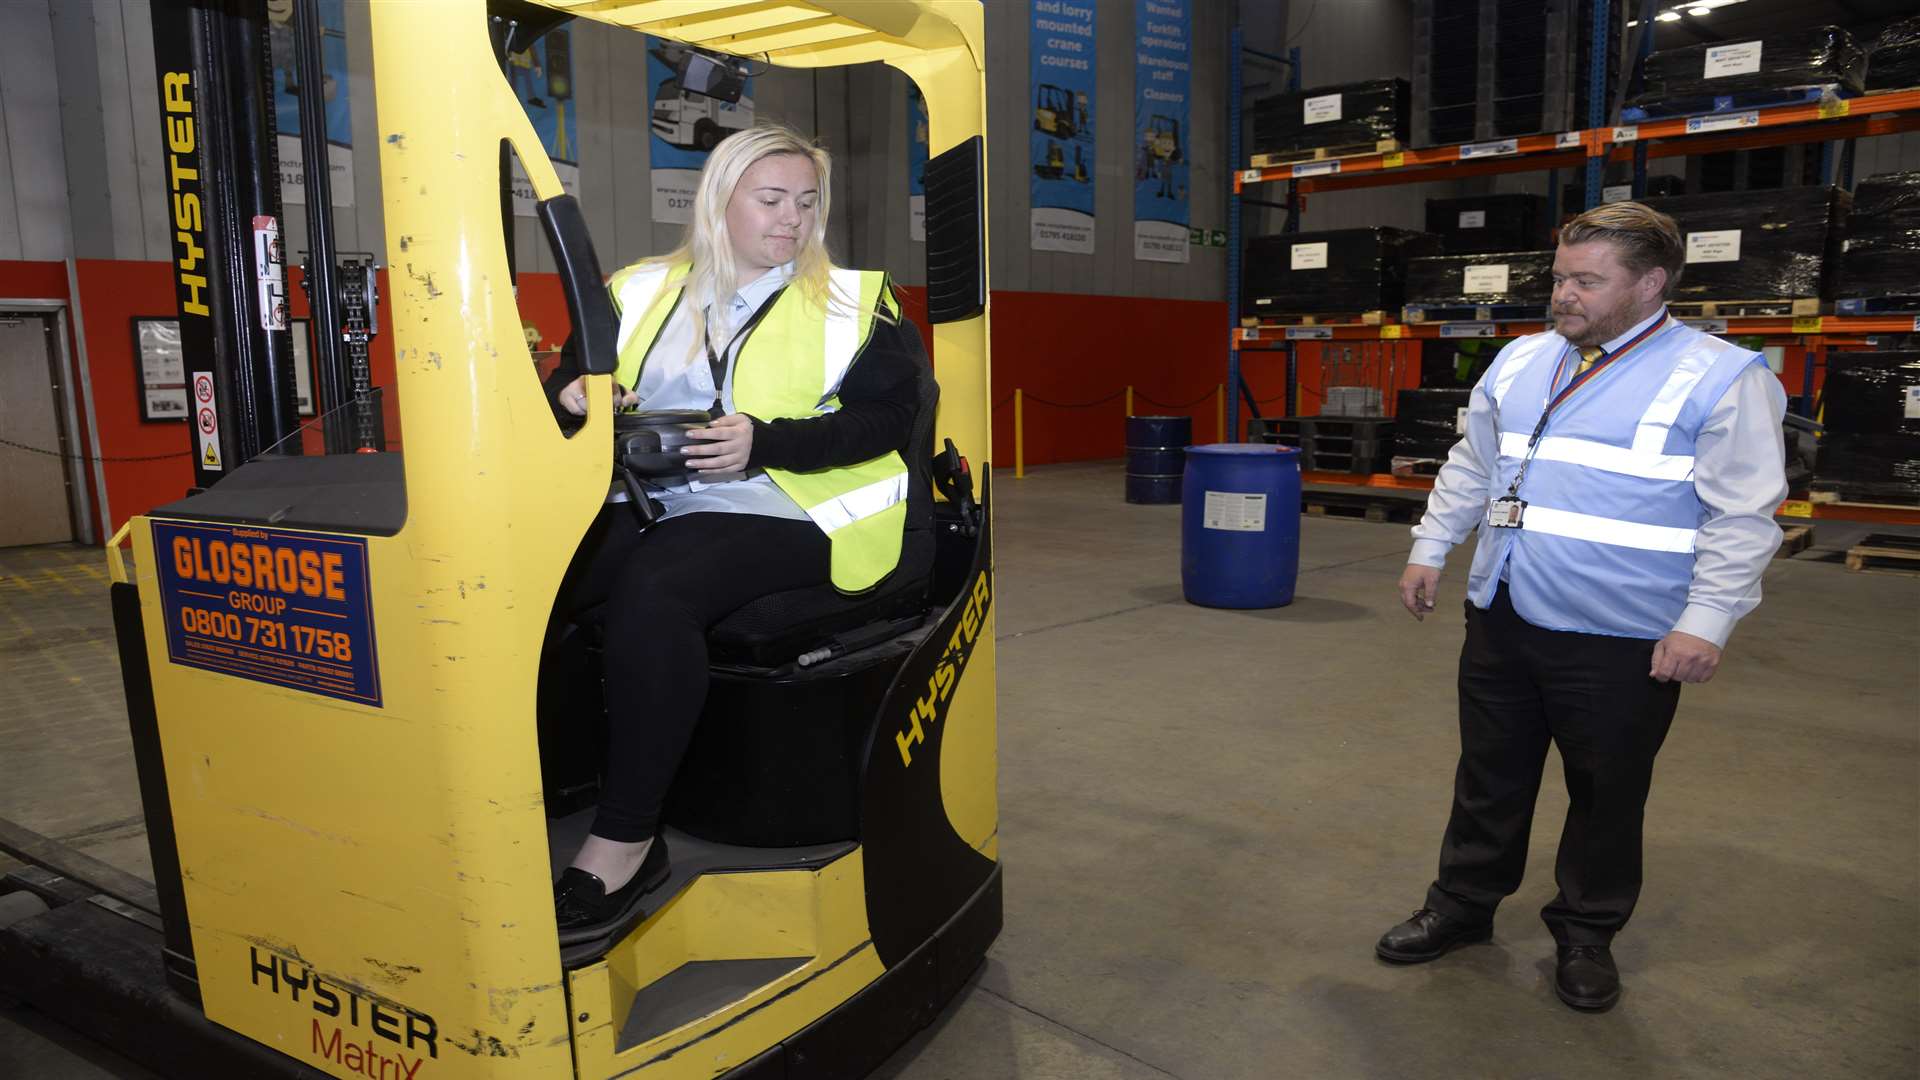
[1412,0,1620,148]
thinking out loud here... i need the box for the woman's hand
[557,376,637,416]
[684,413,754,472]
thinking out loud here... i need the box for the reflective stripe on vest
[605,260,908,593]
[1496,432,1696,482]
[1518,505,1697,553]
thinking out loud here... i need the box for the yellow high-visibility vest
[609,260,908,593]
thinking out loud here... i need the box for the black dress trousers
[1424,582,1683,946]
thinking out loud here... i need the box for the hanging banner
[508,27,580,215]
[909,83,929,243]
[267,0,353,207]
[1029,0,1096,254]
[1133,0,1190,263]
[647,39,756,224]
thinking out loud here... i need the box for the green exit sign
[1187,228,1229,248]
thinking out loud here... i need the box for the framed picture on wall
[289,319,316,417]
[131,318,188,422]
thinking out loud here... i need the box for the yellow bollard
[1125,384,1134,418]
[1217,383,1226,443]
[1014,389,1025,479]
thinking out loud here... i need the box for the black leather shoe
[1555,945,1621,1010]
[1375,908,1493,963]
[554,835,671,946]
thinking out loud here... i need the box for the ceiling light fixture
[1688,5,1712,14]
[1656,10,1682,21]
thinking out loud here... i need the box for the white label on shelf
[1687,110,1760,134]
[1460,139,1519,159]
[1440,323,1496,338]
[1612,125,1639,143]
[1203,491,1268,532]
[1241,327,1261,341]
[1455,406,1470,435]
[1686,229,1742,264]
[1304,93,1343,125]
[1291,241,1329,270]
[1464,264,1511,294]
[1556,131,1583,149]
[1913,315,1920,332]
[1240,168,1264,183]
[1602,184,1633,203]
[1906,386,1920,420]
[1705,41,1763,79]
[1458,210,1487,229]
[1292,159,1342,178]
[1684,318,1729,334]
[1285,326,1333,340]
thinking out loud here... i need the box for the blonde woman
[543,124,925,945]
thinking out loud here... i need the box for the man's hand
[684,413,754,472]
[1399,564,1441,621]
[1651,630,1721,684]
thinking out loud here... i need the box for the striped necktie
[1577,346,1604,375]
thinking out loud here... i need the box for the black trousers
[555,508,830,842]
[1425,582,1682,946]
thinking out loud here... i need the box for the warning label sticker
[1203,491,1268,532]
[192,372,222,470]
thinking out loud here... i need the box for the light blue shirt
[623,262,808,522]
[1410,306,1789,646]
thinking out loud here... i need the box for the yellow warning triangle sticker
[203,443,220,466]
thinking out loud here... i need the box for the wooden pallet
[1300,488,1425,524]
[1774,524,1815,559]
[1668,298,1825,319]
[1250,138,1404,169]
[1242,310,1389,327]
[1845,534,1920,576]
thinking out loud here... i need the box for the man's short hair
[1559,201,1686,299]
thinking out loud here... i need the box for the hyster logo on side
[314,1020,424,1079]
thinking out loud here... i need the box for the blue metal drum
[1125,415,1192,504]
[1181,443,1303,608]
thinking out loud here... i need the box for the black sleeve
[746,311,924,473]
[542,332,583,428]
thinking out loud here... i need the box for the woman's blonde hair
[644,123,869,344]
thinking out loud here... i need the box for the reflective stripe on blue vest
[1474,317,1765,638]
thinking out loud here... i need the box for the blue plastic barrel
[1125,415,1191,504]
[1181,443,1303,608]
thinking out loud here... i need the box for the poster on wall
[647,39,756,224]
[909,83,929,243]
[267,0,353,207]
[1133,0,1190,263]
[1029,0,1096,254]
[508,28,581,215]
[133,319,187,422]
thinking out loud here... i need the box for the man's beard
[1554,305,1642,348]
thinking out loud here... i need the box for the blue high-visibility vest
[1469,316,1765,638]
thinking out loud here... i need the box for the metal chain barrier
[0,436,191,463]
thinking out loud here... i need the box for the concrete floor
[3,460,1917,1079]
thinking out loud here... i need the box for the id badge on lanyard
[1487,495,1526,529]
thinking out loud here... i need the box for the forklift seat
[704,352,939,670]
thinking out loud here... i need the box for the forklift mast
[150,0,378,483]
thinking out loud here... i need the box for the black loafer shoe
[1555,945,1621,1011]
[1375,908,1493,963]
[554,835,671,946]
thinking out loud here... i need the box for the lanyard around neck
[700,285,785,418]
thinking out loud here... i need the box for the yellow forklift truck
[0,2,998,1077]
